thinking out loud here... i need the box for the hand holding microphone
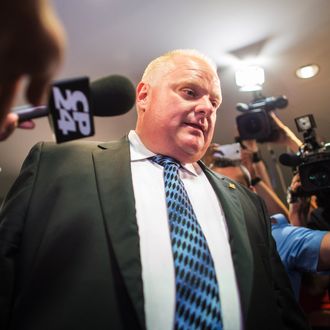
[1,74,136,142]
[0,0,66,134]
[0,113,36,141]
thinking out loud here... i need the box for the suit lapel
[201,163,253,321]
[92,136,146,330]
[91,142,253,326]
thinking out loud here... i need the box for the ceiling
[1,0,330,199]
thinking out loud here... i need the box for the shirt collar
[128,130,201,176]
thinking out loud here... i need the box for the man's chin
[179,143,206,162]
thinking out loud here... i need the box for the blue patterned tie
[151,155,223,330]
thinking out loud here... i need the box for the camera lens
[308,166,330,187]
[236,110,271,141]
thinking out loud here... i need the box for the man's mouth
[185,122,205,133]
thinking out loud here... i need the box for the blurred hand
[0,0,66,135]
[0,113,35,141]
[288,173,311,226]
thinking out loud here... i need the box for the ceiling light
[295,64,319,79]
[235,65,265,92]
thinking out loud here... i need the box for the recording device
[13,74,136,143]
[236,95,288,142]
[279,114,330,194]
[212,143,241,161]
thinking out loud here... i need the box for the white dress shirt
[128,130,242,330]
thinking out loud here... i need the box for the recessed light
[296,64,319,79]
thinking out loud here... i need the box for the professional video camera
[236,95,288,142]
[279,114,330,194]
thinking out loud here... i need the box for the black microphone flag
[48,76,94,143]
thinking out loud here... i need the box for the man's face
[136,55,222,163]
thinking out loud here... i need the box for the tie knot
[150,155,180,169]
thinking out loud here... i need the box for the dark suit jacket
[0,137,309,329]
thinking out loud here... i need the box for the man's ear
[136,82,150,112]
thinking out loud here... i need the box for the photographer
[273,112,330,230]
[287,171,330,329]
[203,143,330,301]
[236,95,330,326]
[270,112,330,329]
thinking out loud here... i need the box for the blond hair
[141,49,218,84]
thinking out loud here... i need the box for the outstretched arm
[0,0,66,136]
[269,112,303,153]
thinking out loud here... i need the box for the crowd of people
[1,48,311,329]
[203,113,330,328]
[0,1,329,329]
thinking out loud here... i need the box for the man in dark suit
[0,49,309,329]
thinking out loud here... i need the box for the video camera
[236,95,288,142]
[279,114,330,194]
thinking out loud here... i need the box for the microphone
[90,75,136,117]
[13,74,136,143]
[279,153,302,167]
[236,96,288,112]
[14,74,136,122]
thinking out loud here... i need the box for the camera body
[236,95,288,142]
[236,109,279,142]
[296,114,330,193]
[281,114,330,194]
[298,149,330,193]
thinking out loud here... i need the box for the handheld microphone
[13,74,136,143]
[15,75,136,121]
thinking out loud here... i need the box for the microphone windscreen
[279,153,301,167]
[90,75,136,116]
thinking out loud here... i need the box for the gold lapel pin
[228,183,236,190]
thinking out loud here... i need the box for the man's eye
[183,89,195,97]
[211,101,219,108]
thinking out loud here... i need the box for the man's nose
[195,96,213,116]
